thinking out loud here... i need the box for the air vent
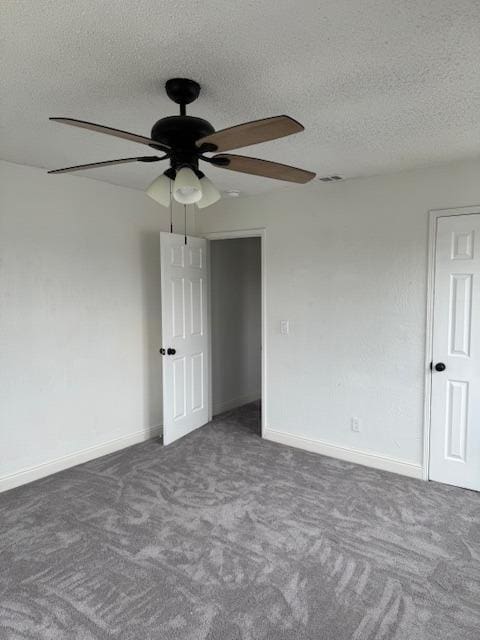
[318,175,343,182]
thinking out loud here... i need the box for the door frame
[423,205,480,481]
[202,228,267,436]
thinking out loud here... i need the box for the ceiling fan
[48,78,316,209]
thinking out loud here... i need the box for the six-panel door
[429,214,480,491]
[160,233,209,445]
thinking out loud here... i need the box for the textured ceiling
[2,0,480,195]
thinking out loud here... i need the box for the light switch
[280,320,290,335]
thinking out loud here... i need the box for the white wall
[0,160,194,491]
[211,238,261,415]
[198,158,480,477]
[3,158,480,488]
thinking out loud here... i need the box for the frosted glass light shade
[146,174,171,207]
[197,176,221,209]
[173,167,202,204]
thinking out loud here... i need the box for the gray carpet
[1,402,479,640]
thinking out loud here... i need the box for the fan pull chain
[184,205,187,245]
[169,181,173,233]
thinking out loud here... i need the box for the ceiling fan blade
[213,154,316,184]
[48,156,165,174]
[196,116,304,152]
[49,118,170,152]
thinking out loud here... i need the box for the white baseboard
[0,425,162,493]
[263,428,423,479]
[213,392,260,416]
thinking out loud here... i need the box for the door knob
[434,362,446,372]
[167,348,176,355]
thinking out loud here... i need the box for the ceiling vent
[318,175,343,182]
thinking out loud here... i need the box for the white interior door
[429,213,480,491]
[160,232,209,445]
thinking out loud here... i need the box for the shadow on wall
[140,231,163,431]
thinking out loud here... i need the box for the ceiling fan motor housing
[151,116,214,151]
[151,116,215,172]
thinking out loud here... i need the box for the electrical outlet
[280,320,290,335]
[351,417,361,433]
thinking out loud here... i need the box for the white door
[160,232,209,445]
[429,213,480,491]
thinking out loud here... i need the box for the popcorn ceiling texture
[2,0,480,194]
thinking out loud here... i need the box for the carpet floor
[1,402,479,639]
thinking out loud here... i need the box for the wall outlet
[351,417,361,433]
[280,320,290,335]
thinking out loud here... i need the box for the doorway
[426,208,480,491]
[205,229,266,435]
[159,229,266,446]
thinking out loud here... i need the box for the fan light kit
[48,78,316,209]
